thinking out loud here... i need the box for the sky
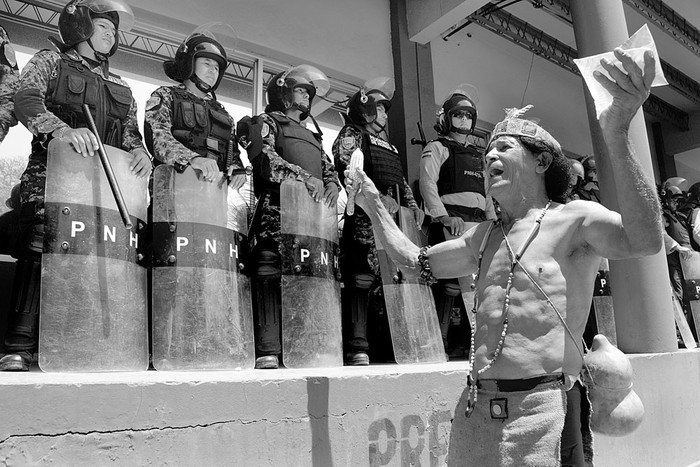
[2,50,340,166]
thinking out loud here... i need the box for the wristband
[418,246,437,286]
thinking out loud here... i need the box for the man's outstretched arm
[352,169,421,269]
[351,169,478,279]
[583,48,663,259]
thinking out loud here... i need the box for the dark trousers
[561,381,586,467]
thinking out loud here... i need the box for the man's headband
[487,105,562,155]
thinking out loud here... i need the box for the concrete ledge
[0,363,466,466]
[0,352,698,466]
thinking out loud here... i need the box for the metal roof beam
[622,0,700,57]
[533,0,700,106]
[2,1,354,112]
[467,6,689,130]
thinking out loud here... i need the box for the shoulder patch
[2,43,16,68]
[145,95,161,111]
[341,136,355,150]
[260,122,270,138]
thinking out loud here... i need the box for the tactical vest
[435,137,485,197]
[268,113,323,179]
[169,87,233,171]
[47,54,132,147]
[353,126,404,192]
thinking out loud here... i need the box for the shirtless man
[348,48,662,466]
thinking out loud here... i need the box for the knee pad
[255,248,280,277]
[28,223,44,255]
[353,273,375,290]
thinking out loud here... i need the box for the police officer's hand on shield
[54,127,99,157]
[129,147,152,178]
[323,182,338,209]
[413,206,425,228]
[439,215,467,236]
[305,176,324,202]
[190,156,219,182]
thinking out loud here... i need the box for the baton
[82,104,132,229]
[392,183,404,283]
[410,121,427,148]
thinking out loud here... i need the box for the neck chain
[465,201,551,417]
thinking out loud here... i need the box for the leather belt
[474,374,564,392]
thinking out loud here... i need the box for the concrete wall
[0,351,698,466]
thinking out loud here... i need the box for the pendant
[465,400,475,418]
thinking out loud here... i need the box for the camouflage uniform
[333,124,418,361]
[333,124,417,277]
[14,48,145,219]
[144,84,242,172]
[0,26,19,143]
[1,46,147,367]
[247,110,339,363]
[252,111,338,245]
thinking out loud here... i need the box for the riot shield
[39,140,148,372]
[151,166,254,370]
[679,251,700,347]
[592,259,617,346]
[373,207,446,364]
[279,180,343,368]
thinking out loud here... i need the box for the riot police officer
[567,159,585,202]
[578,156,600,203]
[0,0,151,371]
[0,25,19,143]
[144,23,245,184]
[245,65,339,369]
[333,77,423,365]
[418,85,495,355]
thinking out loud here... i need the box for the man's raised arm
[586,48,663,258]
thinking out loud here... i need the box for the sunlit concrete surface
[0,351,698,466]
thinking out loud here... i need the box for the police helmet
[662,176,688,193]
[265,64,330,120]
[688,182,700,204]
[346,77,395,126]
[434,84,478,136]
[58,0,134,57]
[163,23,236,93]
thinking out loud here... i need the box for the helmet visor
[286,64,330,97]
[187,22,237,59]
[362,77,395,101]
[443,83,478,106]
[81,0,135,31]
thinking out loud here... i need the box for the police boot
[1,257,42,371]
[344,274,374,366]
[253,249,281,369]
[435,280,461,356]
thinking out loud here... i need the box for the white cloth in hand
[573,24,668,119]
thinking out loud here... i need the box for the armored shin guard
[253,249,281,358]
[4,256,42,354]
[344,274,374,354]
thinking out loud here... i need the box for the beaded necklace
[465,200,551,417]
